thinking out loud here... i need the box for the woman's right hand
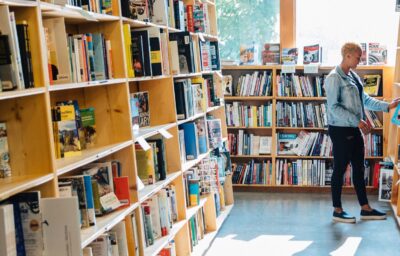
[358,120,371,135]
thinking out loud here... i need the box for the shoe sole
[332,217,356,223]
[360,215,386,220]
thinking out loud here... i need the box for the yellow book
[135,145,156,185]
[363,74,381,96]
[57,105,82,158]
[123,24,135,78]
[252,106,257,127]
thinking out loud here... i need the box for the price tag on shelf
[136,137,151,151]
[281,65,295,74]
[159,128,173,139]
[304,64,320,74]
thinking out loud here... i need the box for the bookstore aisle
[205,192,400,256]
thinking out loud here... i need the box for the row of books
[232,160,273,185]
[365,110,383,128]
[276,159,333,186]
[43,17,113,84]
[225,102,273,127]
[135,136,168,186]
[228,132,272,156]
[121,0,211,34]
[45,0,113,14]
[141,185,178,247]
[188,209,206,250]
[0,7,34,91]
[51,100,96,158]
[278,132,333,157]
[363,133,383,157]
[0,122,11,179]
[225,71,272,96]
[174,78,207,121]
[59,160,129,229]
[276,101,327,128]
[276,74,326,97]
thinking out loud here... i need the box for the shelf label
[136,137,151,151]
[159,128,173,139]
[304,64,319,74]
[281,65,296,74]
[198,33,206,42]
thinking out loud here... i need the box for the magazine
[239,44,259,65]
[277,133,297,155]
[368,43,387,65]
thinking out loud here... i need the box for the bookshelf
[387,19,400,227]
[0,0,234,255]
[223,65,393,191]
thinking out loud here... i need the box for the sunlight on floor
[205,234,362,256]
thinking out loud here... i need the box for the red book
[373,163,380,188]
[113,176,130,207]
[186,5,194,32]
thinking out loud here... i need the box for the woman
[325,42,400,223]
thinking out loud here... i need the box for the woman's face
[346,50,362,69]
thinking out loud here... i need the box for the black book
[149,37,162,76]
[0,35,16,91]
[16,22,34,89]
[209,41,220,70]
[174,81,187,120]
[131,34,145,77]
[147,137,167,181]
[169,32,195,73]
[131,30,152,77]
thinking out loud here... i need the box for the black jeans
[328,126,368,208]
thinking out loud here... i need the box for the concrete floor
[205,192,400,256]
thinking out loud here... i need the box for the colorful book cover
[0,122,11,178]
[135,144,156,185]
[368,43,387,65]
[262,43,280,65]
[281,48,298,65]
[363,74,381,96]
[278,133,297,155]
[131,91,150,128]
[195,118,208,154]
[303,44,322,64]
[206,119,222,149]
[239,44,258,65]
[80,107,96,149]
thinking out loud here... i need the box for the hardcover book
[303,44,322,64]
[363,74,381,96]
[262,43,280,65]
[0,122,11,178]
[130,91,150,128]
[281,48,298,65]
[368,43,387,65]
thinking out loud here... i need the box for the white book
[259,136,271,154]
[160,32,170,75]
[152,0,169,25]
[42,17,72,84]
[130,213,140,255]
[169,40,180,75]
[111,222,128,256]
[0,204,16,256]
[42,197,81,256]
[90,234,111,256]
[146,196,162,239]
[0,7,24,90]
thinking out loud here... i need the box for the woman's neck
[340,62,350,74]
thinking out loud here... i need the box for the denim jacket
[324,66,389,127]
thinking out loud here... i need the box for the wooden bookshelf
[0,1,233,255]
[224,65,393,190]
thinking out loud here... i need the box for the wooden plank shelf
[133,123,177,142]
[138,172,182,203]
[0,87,46,101]
[0,174,54,201]
[224,96,273,101]
[48,78,126,92]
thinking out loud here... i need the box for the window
[297,0,398,65]
[217,0,280,62]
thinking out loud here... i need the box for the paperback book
[130,91,150,128]
[281,48,298,65]
[0,122,11,178]
[363,74,381,96]
[261,43,280,65]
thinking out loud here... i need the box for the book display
[0,0,233,255]
[224,65,393,191]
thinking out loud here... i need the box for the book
[130,91,150,128]
[239,44,258,65]
[16,21,34,88]
[207,119,222,149]
[111,221,129,256]
[282,48,298,65]
[135,144,156,185]
[80,107,96,149]
[303,44,322,64]
[262,43,280,64]
[363,74,381,96]
[259,136,272,154]
[378,168,393,202]
[0,122,11,178]
[359,43,367,65]
[368,43,387,65]
[0,204,16,256]
[223,75,233,96]
[41,197,81,256]
[278,133,297,155]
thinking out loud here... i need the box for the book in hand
[262,43,280,65]
[130,91,150,128]
[363,74,381,96]
[303,44,322,64]
[368,43,387,65]
[282,48,298,65]
[0,122,11,178]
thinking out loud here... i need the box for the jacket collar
[335,66,360,83]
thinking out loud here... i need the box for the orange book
[114,176,130,207]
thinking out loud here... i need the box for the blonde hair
[341,42,362,58]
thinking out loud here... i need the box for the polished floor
[205,192,400,256]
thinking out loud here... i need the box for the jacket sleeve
[325,74,360,123]
[363,92,389,112]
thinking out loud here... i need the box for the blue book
[91,33,106,81]
[195,118,207,154]
[180,122,199,160]
[83,175,96,226]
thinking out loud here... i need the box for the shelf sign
[304,64,319,74]
[159,128,173,139]
[136,137,151,151]
[281,65,295,74]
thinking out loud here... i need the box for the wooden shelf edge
[138,171,182,203]
[0,87,46,101]
[0,0,37,6]
[0,174,54,201]
[192,204,234,256]
[81,202,140,248]
[224,96,273,100]
[182,149,212,172]
[49,79,126,92]
[390,203,400,227]
[230,155,272,158]
[56,140,133,176]
[144,219,187,256]
[173,72,203,79]
[133,123,177,142]
[227,126,272,129]
[128,75,171,82]
[222,65,392,70]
